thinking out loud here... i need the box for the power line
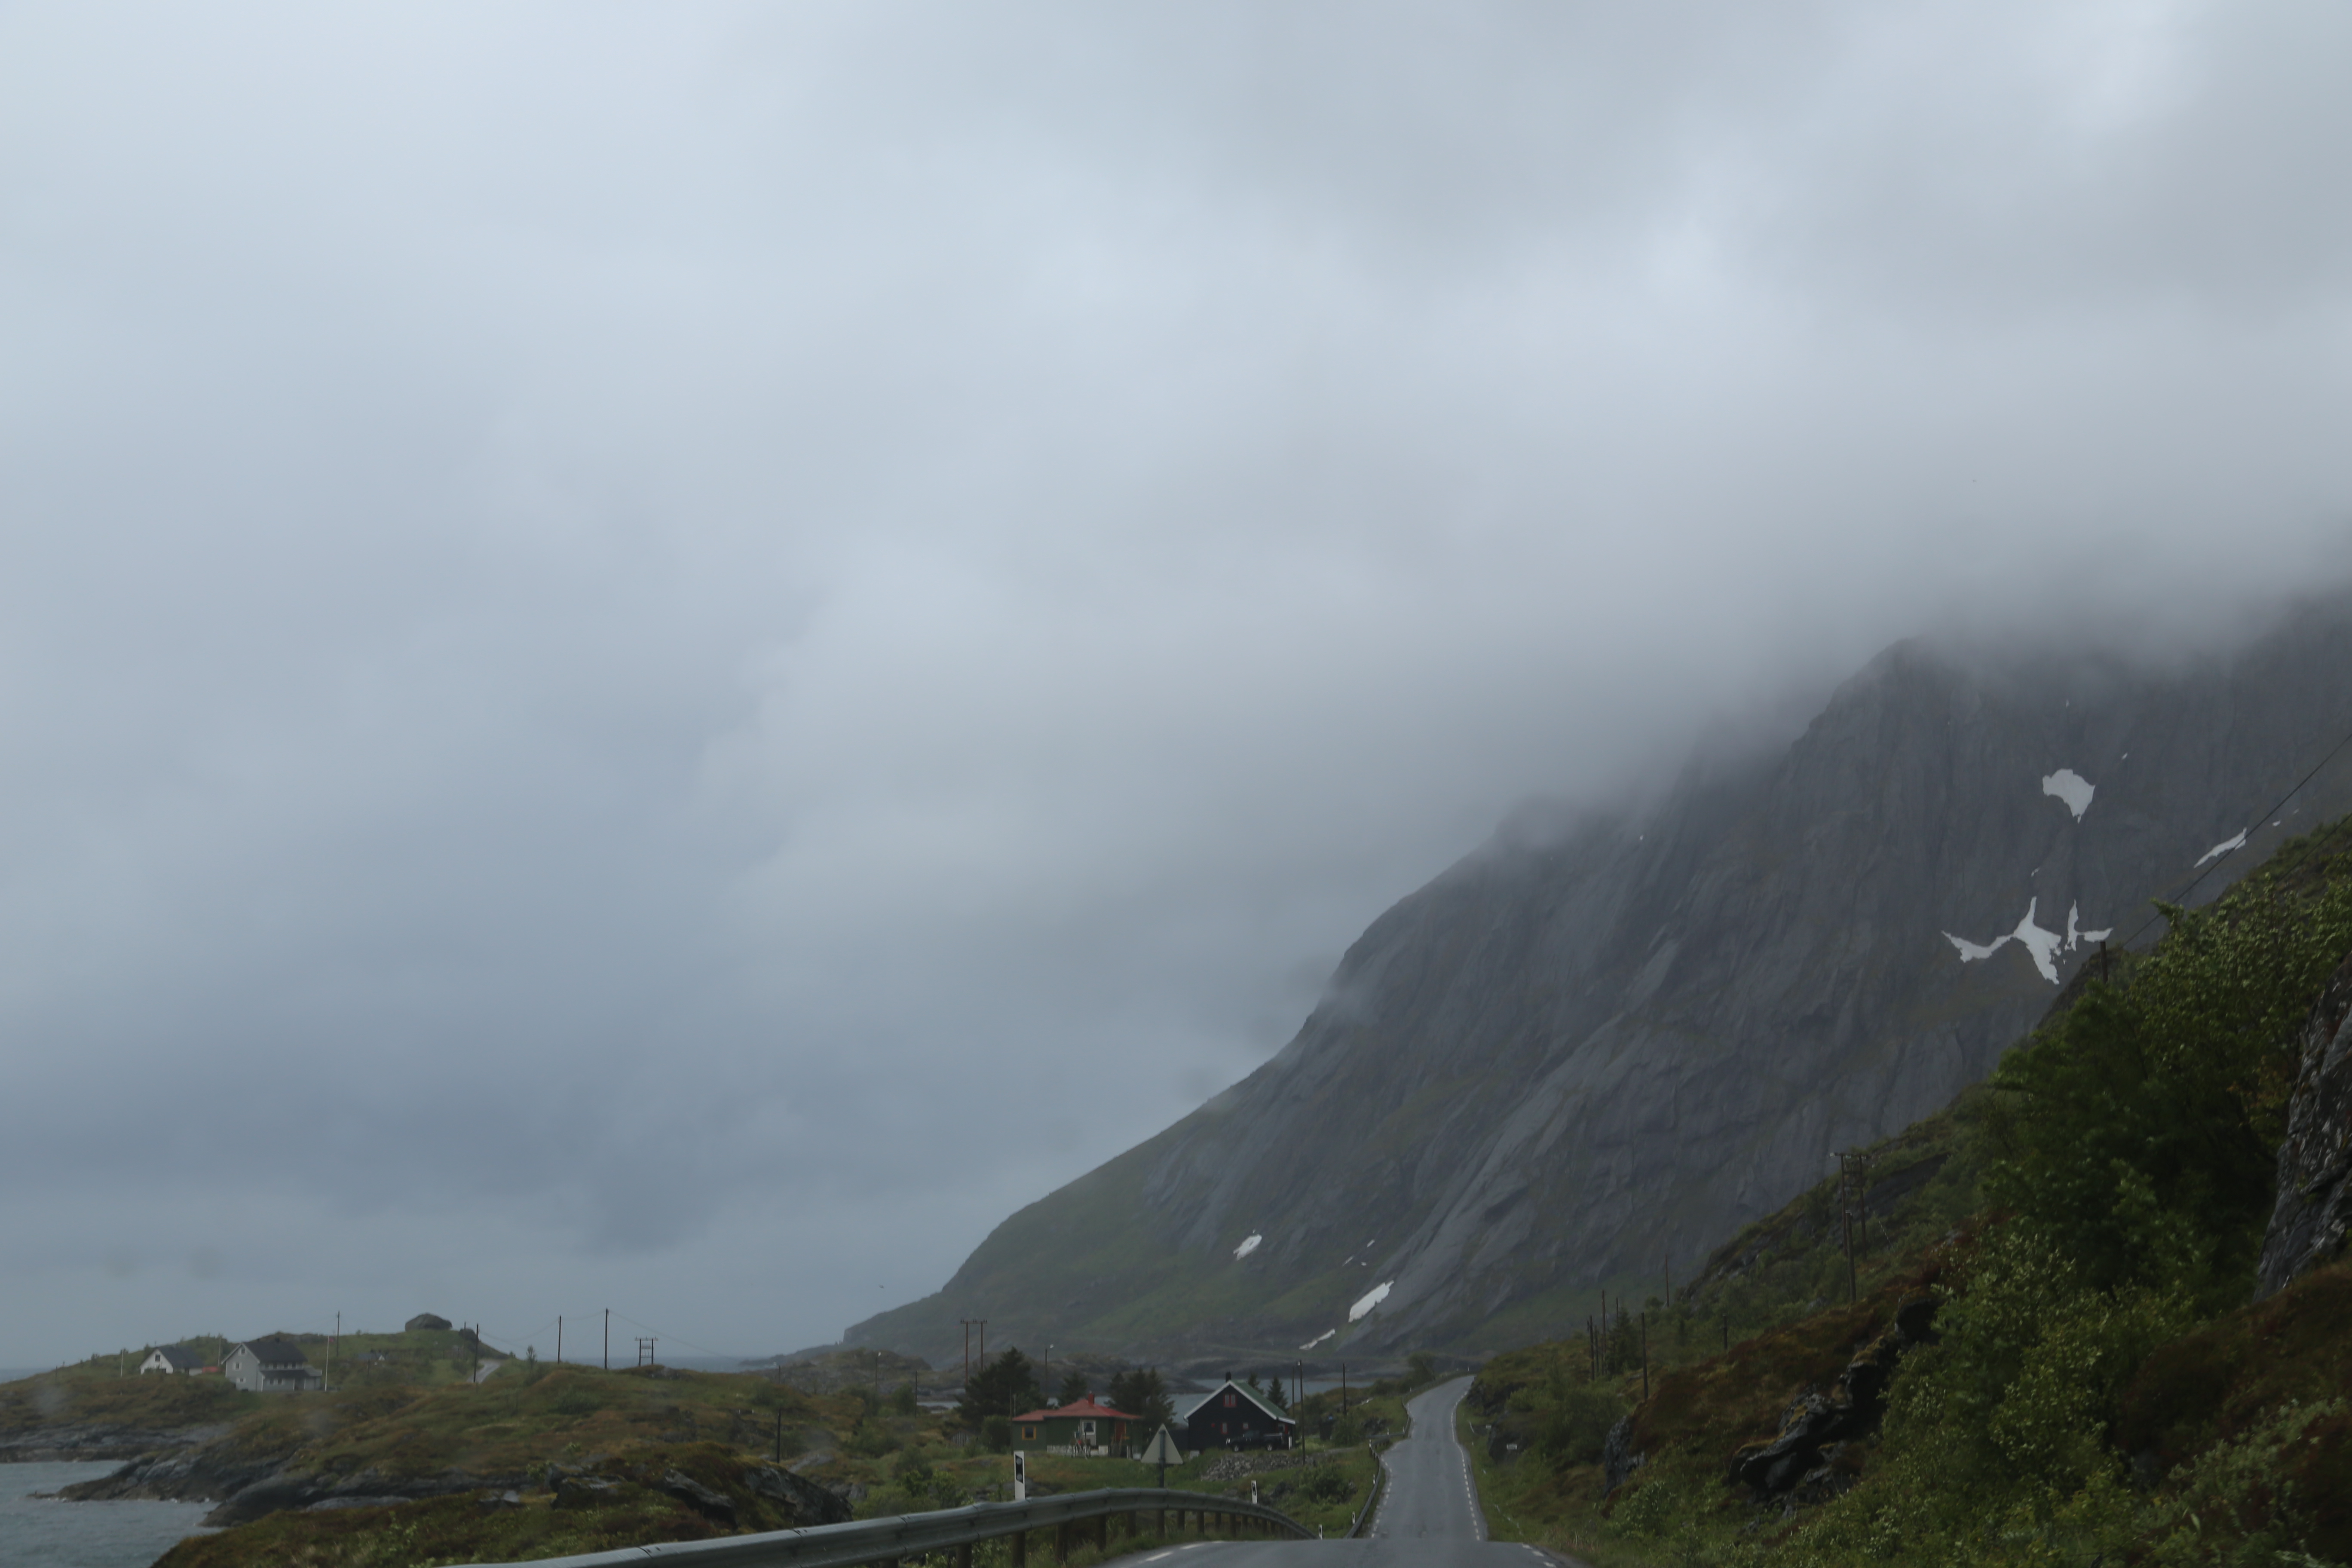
[2118,719,2352,952]
[609,1311,738,1365]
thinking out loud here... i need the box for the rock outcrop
[2255,949,2352,1298]
[853,598,2352,1363]
[1728,1295,1939,1499]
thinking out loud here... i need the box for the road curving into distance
[1165,1376,1570,1568]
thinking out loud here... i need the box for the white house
[138,1344,205,1375]
[223,1334,322,1393]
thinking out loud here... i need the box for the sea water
[0,1462,216,1568]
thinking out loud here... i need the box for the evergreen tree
[1107,1366,1176,1434]
[956,1347,1042,1431]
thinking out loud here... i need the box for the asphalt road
[1163,1377,1568,1568]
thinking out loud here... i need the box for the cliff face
[854,600,2352,1365]
[2257,949,2352,1299]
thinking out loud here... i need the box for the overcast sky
[3,0,2349,1369]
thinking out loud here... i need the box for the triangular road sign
[1139,1425,1182,1467]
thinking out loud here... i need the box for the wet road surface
[1164,1378,1571,1568]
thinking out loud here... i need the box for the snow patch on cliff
[1944,897,2067,983]
[2197,829,2248,867]
[1348,1281,1393,1322]
[1232,1234,1262,1261]
[2042,769,2095,820]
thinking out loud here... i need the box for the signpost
[1138,1426,1182,1489]
[1013,1451,1027,1502]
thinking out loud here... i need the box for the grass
[21,1348,1376,1567]
[0,1363,262,1439]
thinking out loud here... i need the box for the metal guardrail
[1343,1452,1385,1540]
[446,1485,1315,1568]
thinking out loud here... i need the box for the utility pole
[1339,1363,1348,1418]
[1640,1312,1649,1403]
[1841,1153,1855,1302]
[604,1309,609,1371]
[1835,1151,1875,1303]
[557,1316,562,1366]
[328,1311,338,1393]
[873,1352,881,1405]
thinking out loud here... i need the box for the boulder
[660,1470,736,1525]
[2255,949,2352,1299]
[1728,1294,1940,1498]
[554,1475,622,1510]
[744,1464,855,1525]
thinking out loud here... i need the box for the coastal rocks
[57,1433,300,1504]
[2255,949,2352,1299]
[200,1465,530,1525]
[1728,1295,1939,1498]
[0,1422,229,1464]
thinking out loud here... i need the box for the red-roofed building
[1007,1396,1140,1458]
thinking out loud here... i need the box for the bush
[1533,1385,1623,1470]
[1986,850,2352,1300]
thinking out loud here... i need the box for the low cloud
[0,0,2348,1363]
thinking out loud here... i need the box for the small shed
[1007,1396,1140,1458]
[138,1345,204,1376]
[224,1334,322,1393]
[1177,1378,1296,1452]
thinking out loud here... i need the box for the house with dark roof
[137,1344,205,1375]
[1176,1378,1296,1452]
[1007,1396,1141,1458]
[224,1334,321,1393]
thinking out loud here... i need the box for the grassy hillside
[1462,812,2352,1568]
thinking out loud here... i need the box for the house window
[1022,1425,1036,1440]
[1223,1393,1237,1408]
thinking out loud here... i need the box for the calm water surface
[0,1461,216,1568]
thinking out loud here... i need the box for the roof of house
[232,1334,311,1367]
[1177,1380,1293,1427]
[147,1344,203,1370]
[1007,1397,1137,1425]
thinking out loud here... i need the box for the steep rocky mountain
[850,598,2352,1367]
